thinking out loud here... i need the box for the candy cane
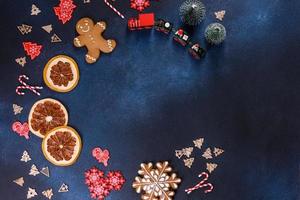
[16,75,43,96]
[103,0,125,19]
[185,172,214,194]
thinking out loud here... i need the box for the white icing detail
[86,54,96,61]
[107,40,113,51]
[74,38,81,46]
[97,22,106,30]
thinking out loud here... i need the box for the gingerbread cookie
[74,18,117,63]
[132,161,181,200]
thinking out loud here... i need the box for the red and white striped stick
[103,0,125,19]
[16,75,43,96]
[185,172,214,194]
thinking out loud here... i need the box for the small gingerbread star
[27,188,37,199]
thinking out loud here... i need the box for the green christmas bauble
[179,0,206,26]
[205,23,226,45]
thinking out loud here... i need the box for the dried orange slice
[42,126,82,166]
[28,98,68,138]
[43,55,79,93]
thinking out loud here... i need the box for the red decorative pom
[92,147,110,166]
[84,167,125,200]
[130,0,150,12]
[23,42,42,60]
[54,0,76,24]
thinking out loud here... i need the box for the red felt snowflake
[85,167,125,200]
[88,179,110,200]
[54,0,76,24]
[23,42,42,60]
[106,171,125,191]
[85,167,104,186]
[130,0,150,12]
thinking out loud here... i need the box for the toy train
[128,13,155,30]
[128,15,206,60]
[154,19,173,34]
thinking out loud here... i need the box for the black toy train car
[154,19,173,34]
[188,43,206,59]
[173,28,190,47]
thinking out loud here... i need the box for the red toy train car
[128,13,155,30]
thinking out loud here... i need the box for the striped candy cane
[16,75,43,96]
[185,172,214,194]
[103,0,125,19]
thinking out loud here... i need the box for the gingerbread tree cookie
[74,18,117,63]
[132,161,181,200]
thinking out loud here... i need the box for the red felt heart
[92,147,110,166]
[12,121,30,139]
[85,167,125,200]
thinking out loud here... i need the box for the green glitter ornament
[205,23,226,45]
[179,0,206,26]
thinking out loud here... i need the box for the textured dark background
[0,0,300,199]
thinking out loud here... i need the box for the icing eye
[85,23,89,26]
[79,26,83,29]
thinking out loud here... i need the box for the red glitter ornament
[54,0,76,24]
[85,167,125,200]
[23,42,42,60]
[130,0,150,12]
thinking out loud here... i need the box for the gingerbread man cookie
[74,18,117,63]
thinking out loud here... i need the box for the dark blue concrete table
[0,0,299,199]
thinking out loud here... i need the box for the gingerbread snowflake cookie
[74,18,117,63]
[132,161,181,200]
